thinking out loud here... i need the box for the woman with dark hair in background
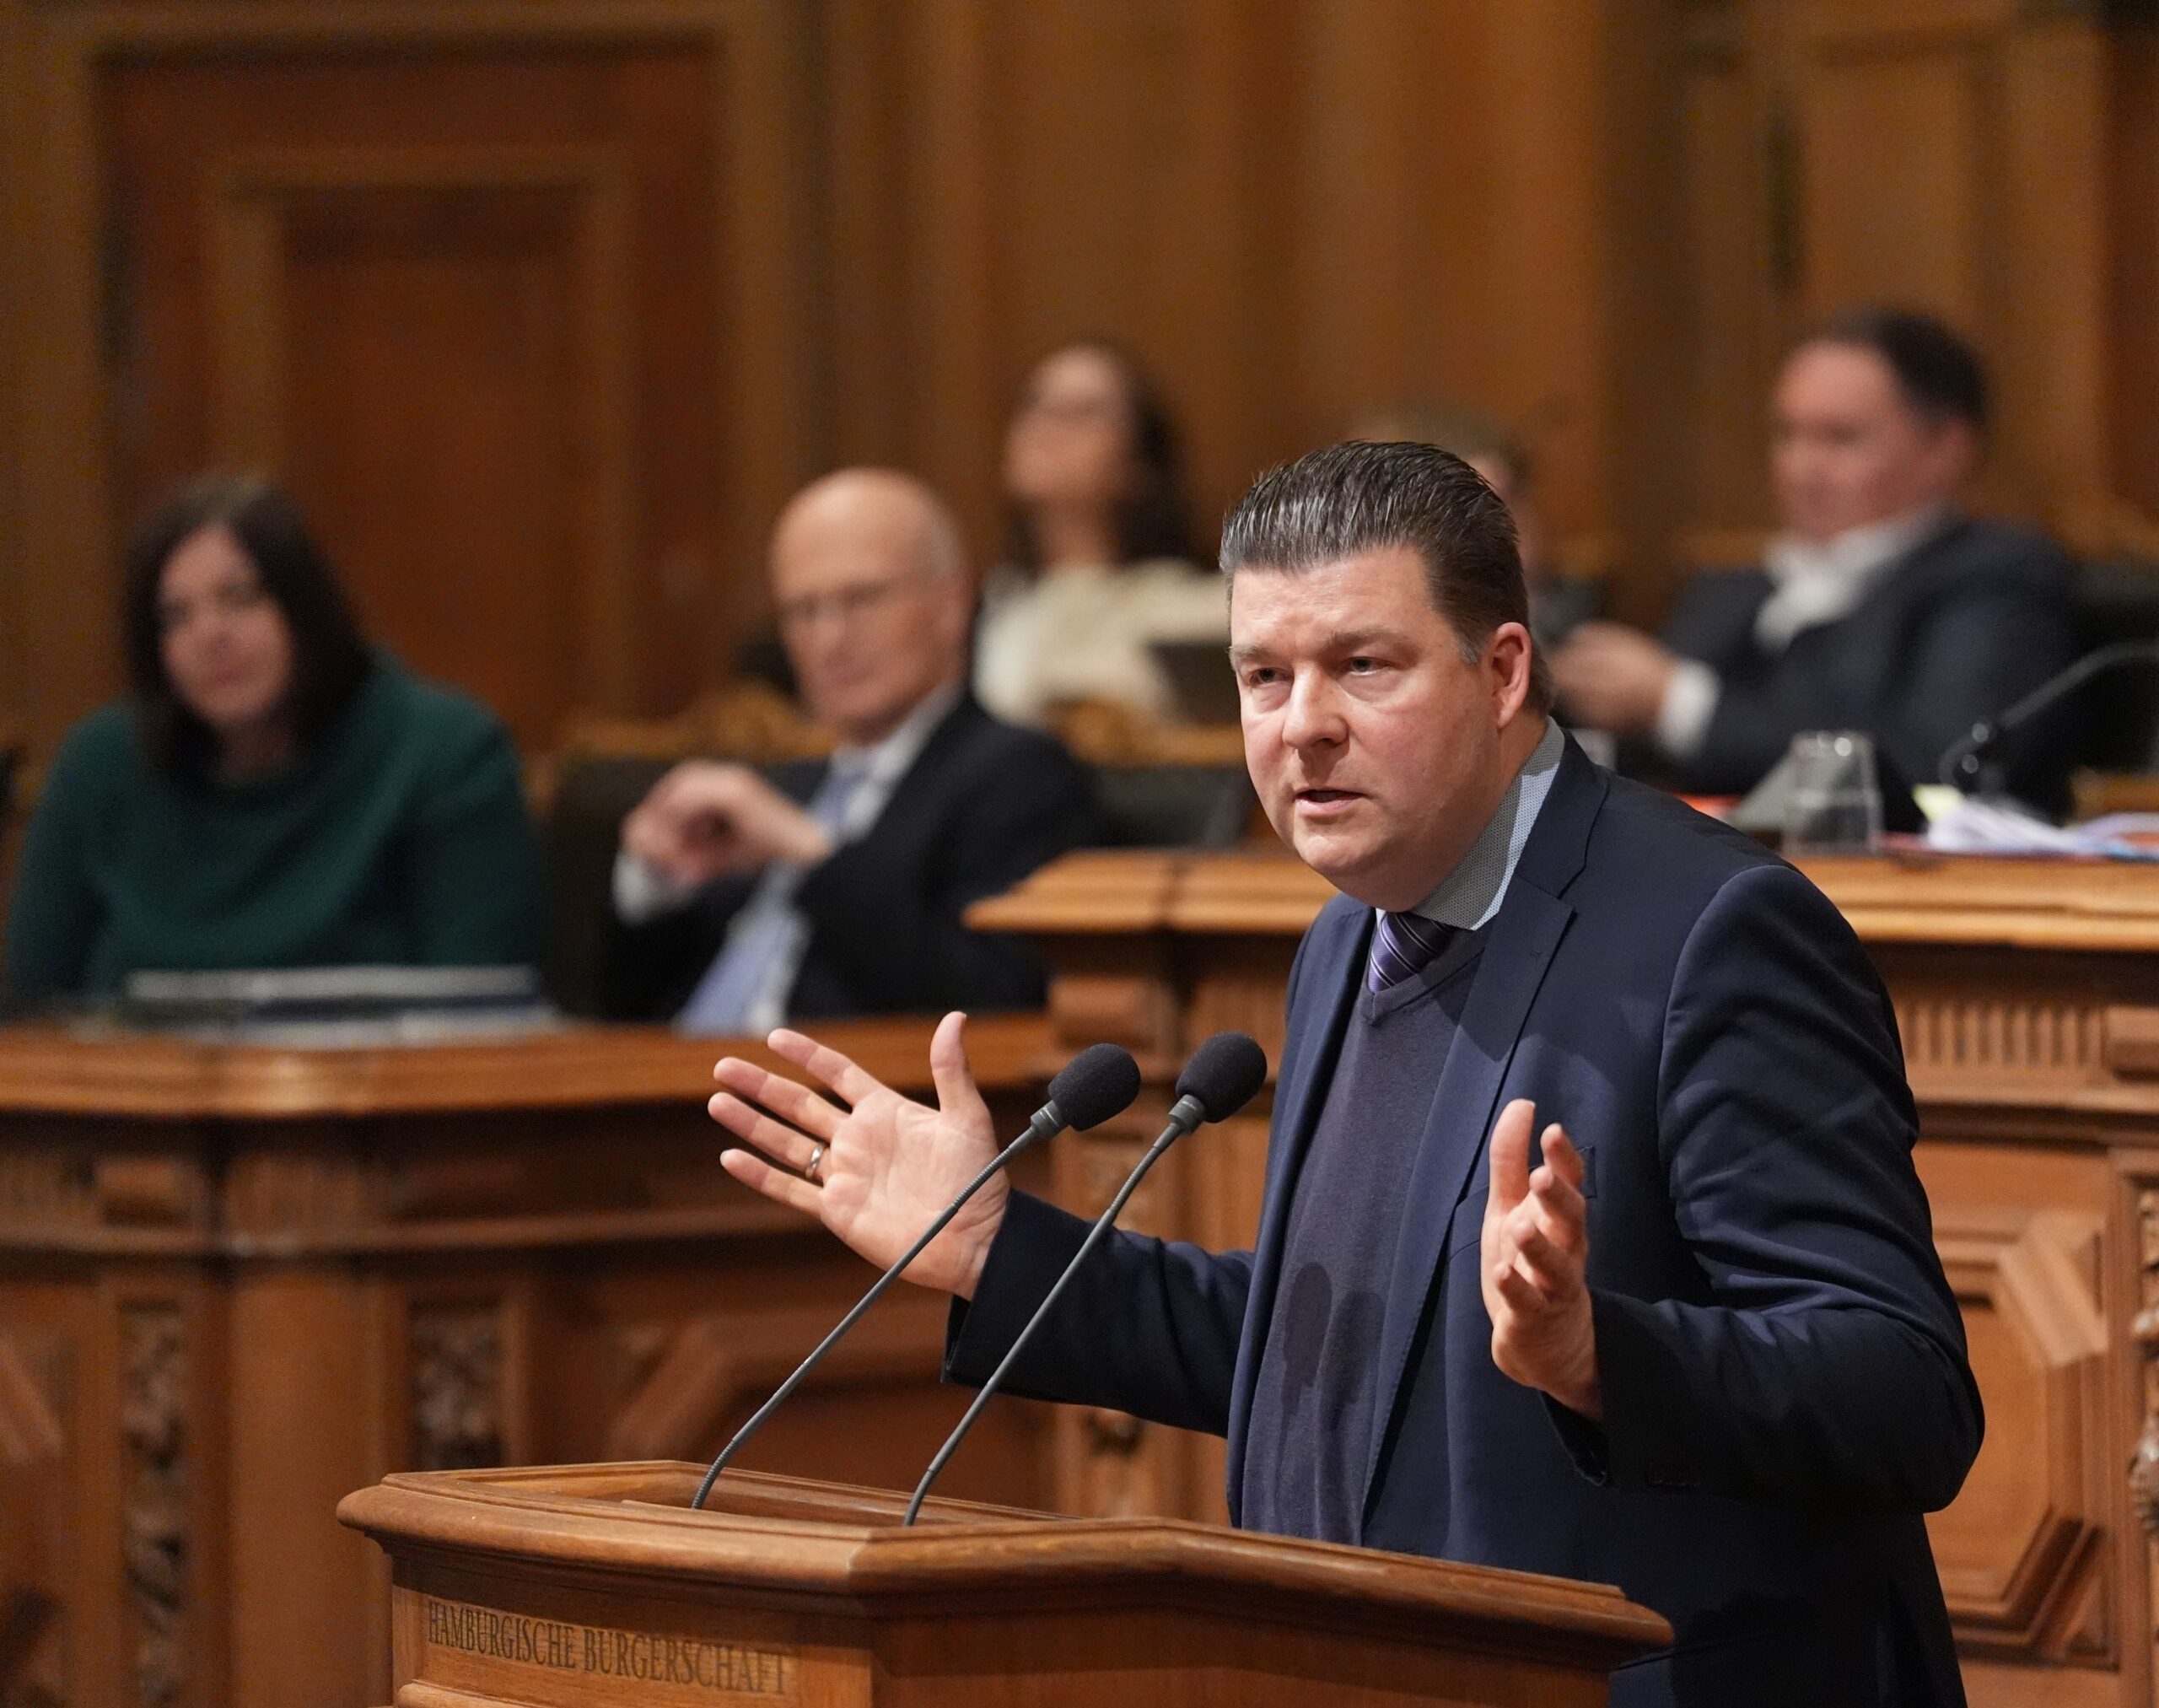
[3,474,543,1002]
[973,339,1227,726]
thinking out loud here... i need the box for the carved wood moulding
[0,1327,64,1706]
[219,1150,372,1237]
[1896,995,2105,1089]
[2130,1184,2159,1697]
[1801,855,2159,953]
[603,1295,952,1464]
[0,1015,1050,1119]
[2133,1190,2159,1530]
[0,1333,62,1469]
[1932,1213,2111,1661]
[0,1150,91,1231]
[408,1302,507,1474]
[119,1306,187,1708]
[1043,968,1178,1067]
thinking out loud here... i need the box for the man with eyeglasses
[607,467,1102,1031]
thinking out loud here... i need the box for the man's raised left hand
[1481,1097,1602,1420]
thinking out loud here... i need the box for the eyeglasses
[1015,392,1126,430]
[158,575,273,637]
[774,571,929,633]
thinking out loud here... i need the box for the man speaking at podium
[710,442,1982,1707]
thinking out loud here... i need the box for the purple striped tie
[1368,910,1454,993]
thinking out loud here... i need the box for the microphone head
[1047,1043,1143,1132]
[1174,1032,1268,1123]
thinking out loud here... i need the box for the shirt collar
[1756,504,1952,651]
[1404,718,1565,932]
[1769,504,1949,582]
[832,682,961,787]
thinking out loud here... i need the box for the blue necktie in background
[676,752,875,1036]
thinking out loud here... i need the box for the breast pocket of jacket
[1446,1141,1597,1268]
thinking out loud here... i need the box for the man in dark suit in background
[706,442,1982,1707]
[607,467,1101,1028]
[1553,307,2076,811]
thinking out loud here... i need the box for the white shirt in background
[973,559,1229,727]
[1656,507,1953,762]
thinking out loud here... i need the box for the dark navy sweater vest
[1241,925,1484,1542]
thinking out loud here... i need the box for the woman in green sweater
[3,475,545,1004]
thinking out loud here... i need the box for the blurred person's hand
[621,760,832,886]
[1551,622,1679,737]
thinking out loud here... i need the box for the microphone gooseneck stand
[1938,638,2159,796]
[902,1031,1268,1526]
[690,1041,1141,1511]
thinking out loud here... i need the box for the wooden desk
[17,848,2159,1705]
[975,848,2159,1708]
[0,1016,1057,1708]
[337,1464,1670,1708]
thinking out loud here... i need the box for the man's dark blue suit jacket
[949,738,1983,1707]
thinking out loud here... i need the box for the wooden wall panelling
[13,0,2159,766]
[6,3,121,770]
[1796,10,1995,337]
[810,0,1667,599]
[206,147,642,739]
[0,1,35,766]
[3,0,805,771]
[102,30,720,747]
[2108,24,2159,531]
[0,1283,70,1706]
[1795,3,2119,527]
[1674,0,2143,554]
[1138,0,1280,563]
[1928,1196,2112,1661]
[2131,1157,2159,1705]
[895,0,999,552]
[1999,19,2113,540]
[1594,0,1696,616]
[1675,0,1780,550]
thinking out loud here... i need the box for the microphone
[689,1041,1140,1510]
[1939,638,2159,795]
[902,1031,1268,1524]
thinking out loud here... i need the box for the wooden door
[105,41,726,751]
[1673,0,2140,559]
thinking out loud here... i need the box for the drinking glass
[1782,730,1882,855]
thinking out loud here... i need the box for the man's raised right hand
[709,1010,1006,1298]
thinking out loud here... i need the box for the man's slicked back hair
[1219,439,1552,710]
[1796,305,1989,432]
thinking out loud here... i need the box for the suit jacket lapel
[1356,740,1608,1533]
[1224,897,1368,1519]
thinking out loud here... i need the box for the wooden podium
[338,1463,1671,1706]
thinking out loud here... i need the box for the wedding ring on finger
[804,1143,827,1185]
